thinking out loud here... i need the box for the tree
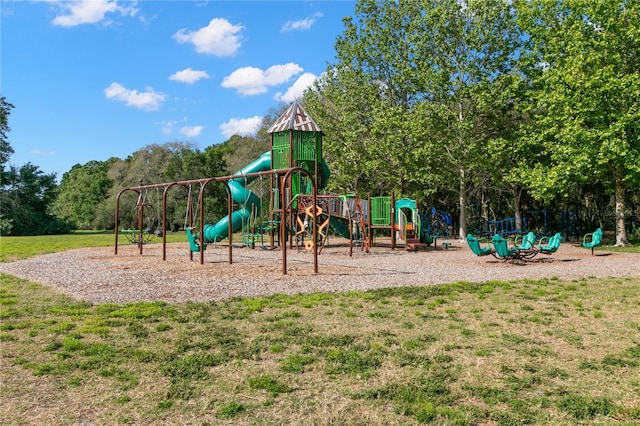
[305,66,395,194]
[305,0,523,237]
[0,97,15,233]
[305,1,452,197]
[515,0,640,245]
[163,142,229,227]
[104,142,230,230]
[1,96,14,172]
[411,0,523,238]
[52,160,115,229]
[220,134,270,176]
[1,163,70,235]
[0,98,71,235]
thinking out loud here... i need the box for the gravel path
[1,240,638,304]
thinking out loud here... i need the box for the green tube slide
[186,151,271,252]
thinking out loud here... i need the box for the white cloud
[219,116,262,138]
[281,12,323,32]
[173,18,243,57]
[104,82,166,111]
[180,125,205,137]
[30,149,57,157]
[221,63,303,96]
[49,0,138,27]
[169,68,210,84]
[274,72,318,103]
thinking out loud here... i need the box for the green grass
[599,244,640,254]
[1,273,639,425]
[0,231,187,262]
[1,234,639,424]
[596,235,640,254]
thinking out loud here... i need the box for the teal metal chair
[491,234,520,260]
[514,231,536,250]
[466,234,495,257]
[511,231,539,259]
[537,232,562,255]
[582,228,603,255]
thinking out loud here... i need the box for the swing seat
[120,229,154,245]
[185,227,206,252]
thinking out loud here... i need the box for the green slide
[186,151,271,252]
[329,216,352,239]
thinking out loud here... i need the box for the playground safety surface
[1,239,639,304]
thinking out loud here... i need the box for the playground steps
[397,227,428,251]
[406,237,429,251]
[404,227,428,251]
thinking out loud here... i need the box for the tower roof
[267,101,323,134]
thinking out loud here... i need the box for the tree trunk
[513,185,522,232]
[458,169,467,239]
[614,174,628,246]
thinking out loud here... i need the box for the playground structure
[466,229,566,261]
[115,165,320,274]
[115,102,326,274]
[118,183,165,244]
[290,193,450,254]
[114,102,451,274]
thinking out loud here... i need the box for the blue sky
[1,0,355,180]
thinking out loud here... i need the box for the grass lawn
[0,231,188,262]
[1,233,639,425]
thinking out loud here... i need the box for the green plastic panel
[292,131,319,162]
[273,146,290,170]
[272,131,289,147]
[371,196,391,226]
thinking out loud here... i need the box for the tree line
[2,0,639,244]
[302,0,639,245]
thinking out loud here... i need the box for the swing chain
[184,184,192,230]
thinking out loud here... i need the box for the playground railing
[370,196,391,226]
[484,218,528,237]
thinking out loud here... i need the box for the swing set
[239,174,277,249]
[114,166,321,274]
[119,183,164,245]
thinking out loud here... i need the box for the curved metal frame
[114,166,318,275]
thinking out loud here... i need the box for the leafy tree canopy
[514,0,640,244]
[1,97,15,178]
[305,0,523,237]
